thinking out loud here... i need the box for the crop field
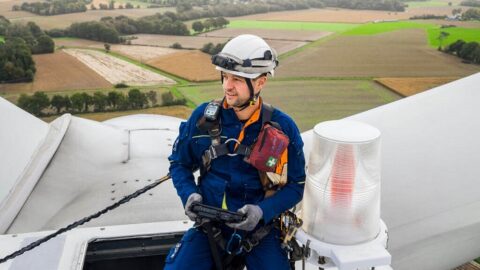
[234,7,457,23]
[178,79,401,131]
[110,45,177,62]
[0,50,111,94]
[229,20,358,32]
[203,28,332,42]
[147,50,218,82]
[9,7,173,30]
[41,105,193,123]
[375,77,459,96]
[129,34,306,55]
[428,27,480,47]
[0,0,34,19]
[54,38,104,48]
[63,48,176,86]
[341,21,480,48]
[276,29,480,78]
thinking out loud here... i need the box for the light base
[295,219,392,270]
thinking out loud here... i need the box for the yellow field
[374,77,460,96]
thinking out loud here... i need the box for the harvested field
[178,79,401,131]
[147,50,218,82]
[0,50,111,93]
[63,48,176,86]
[55,39,178,61]
[234,7,458,23]
[375,77,459,96]
[110,45,177,62]
[9,7,173,30]
[203,28,332,42]
[277,29,480,78]
[54,38,104,48]
[130,34,306,55]
[41,105,193,123]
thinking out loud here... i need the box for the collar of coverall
[222,97,264,147]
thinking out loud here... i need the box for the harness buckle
[224,138,240,157]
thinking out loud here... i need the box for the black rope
[0,174,172,264]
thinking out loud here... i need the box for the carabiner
[226,230,243,255]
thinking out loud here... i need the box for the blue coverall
[165,100,306,270]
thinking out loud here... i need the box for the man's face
[221,72,266,108]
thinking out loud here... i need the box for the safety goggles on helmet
[211,40,278,79]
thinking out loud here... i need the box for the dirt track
[64,48,176,86]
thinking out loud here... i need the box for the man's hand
[185,193,202,221]
[226,204,263,231]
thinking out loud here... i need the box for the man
[165,34,305,270]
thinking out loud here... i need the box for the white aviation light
[297,120,391,270]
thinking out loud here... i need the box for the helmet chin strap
[221,73,259,111]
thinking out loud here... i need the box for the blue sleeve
[168,105,205,206]
[258,114,306,223]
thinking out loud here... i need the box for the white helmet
[211,34,278,79]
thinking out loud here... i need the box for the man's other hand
[226,204,263,231]
[185,193,202,221]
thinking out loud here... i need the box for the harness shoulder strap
[261,102,274,126]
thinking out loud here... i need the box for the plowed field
[147,50,218,82]
[277,29,480,78]
[375,77,459,96]
[64,48,176,86]
[0,50,111,93]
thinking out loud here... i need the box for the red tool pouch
[245,123,289,173]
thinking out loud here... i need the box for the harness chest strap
[200,101,275,176]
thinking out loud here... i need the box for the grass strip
[343,21,436,36]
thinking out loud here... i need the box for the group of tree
[443,39,480,64]
[461,8,480,20]
[191,17,229,33]
[201,42,225,55]
[460,0,480,7]
[12,0,88,16]
[50,12,189,43]
[1,18,54,83]
[16,89,187,116]
[90,1,137,10]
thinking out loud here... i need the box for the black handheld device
[204,102,221,122]
[191,202,246,223]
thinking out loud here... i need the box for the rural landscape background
[1,0,480,267]
[1,0,479,132]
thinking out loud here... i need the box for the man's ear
[254,75,267,91]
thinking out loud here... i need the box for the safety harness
[195,99,303,270]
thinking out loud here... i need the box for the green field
[341,21,480,48]
[404,0,450,8]
[178,79,401,131]
[229,20,359,33]
[428,27,480,47]
[344,21,436,35]
[0,36,4,43]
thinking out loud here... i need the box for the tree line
[46,12,189,43]
[0,17,54,82]
[16,89,187,117]
[460,0,480,7]
[191,17,229,33]
[443,39,480,64]
[13,1,88,16]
